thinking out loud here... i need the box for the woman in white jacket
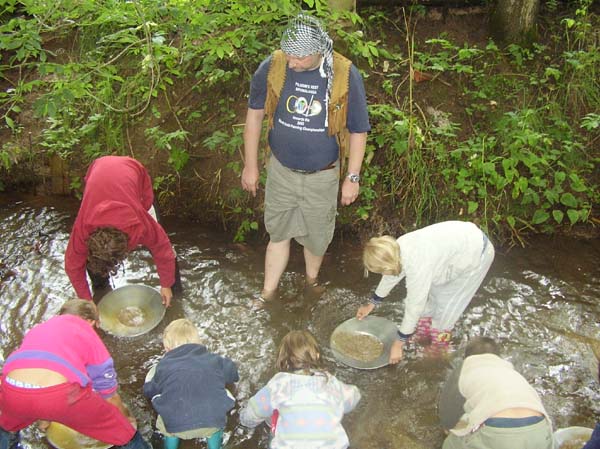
[356,221,495,363]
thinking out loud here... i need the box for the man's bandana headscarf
[281,13,334,125]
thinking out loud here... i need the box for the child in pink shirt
[0,299,150,449]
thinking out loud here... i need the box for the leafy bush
[0,0,596,244]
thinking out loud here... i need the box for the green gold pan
[553,426,593,449]
[330,316,398,370]
[46,422,111,449]
[98,285,165,337]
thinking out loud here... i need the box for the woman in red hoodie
[65,156,179,306]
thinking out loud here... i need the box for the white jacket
[374,221,486,335]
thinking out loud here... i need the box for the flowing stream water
[1,194,599,449]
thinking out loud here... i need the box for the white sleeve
[398,268,433,335]
[374,273,404,298]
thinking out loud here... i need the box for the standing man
[241,13,370,302]
[65,156,180,306]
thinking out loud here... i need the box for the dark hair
[86,227,128,277]
[464,336,501,358]
[276,330,323,373]
[59,299,99,321]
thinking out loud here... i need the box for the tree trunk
[49,154,69,195]
[490,0,540,44]
[356,0,485,5]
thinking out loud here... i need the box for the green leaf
[552,210,564,224]
[569,173,587,192]
[532,209,549,224]
[467,201,478,214]
[506,216,516,228]
[567,209,579,224]
[560,192,578,208]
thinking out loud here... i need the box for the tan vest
[264,50,352,169]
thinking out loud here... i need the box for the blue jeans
[115,431,152,449]
[0,428,19,449]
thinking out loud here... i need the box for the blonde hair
[59,299,99,322]
[276,330,322,373]
[363,235,401,275]
[163,318,202,350]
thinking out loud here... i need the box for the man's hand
[160,287,173,307]
[356,303,375,320]
[241,165,260,197]
[389,340,404,364]
[340,178,359,206]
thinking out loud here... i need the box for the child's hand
[37,420,51,432]
[356,303,375,320]
[389,340,404,364]
[160,287,173,307]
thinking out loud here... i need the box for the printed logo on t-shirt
[278,81,326,134]
[286,95,322,116]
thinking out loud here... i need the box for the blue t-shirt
[583,423,600,449]
[249,55,370,171]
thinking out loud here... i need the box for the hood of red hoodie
[83,200,144,248]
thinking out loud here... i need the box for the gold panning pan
[330,316,398,370]
[46,422,111,449]
[98,285,165,337]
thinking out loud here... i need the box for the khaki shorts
[264,156,339,256]
[156,415,218,439]
[442,419,553,449]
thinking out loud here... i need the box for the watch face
[348,174,360,183]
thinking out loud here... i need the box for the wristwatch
[346,173,360,183]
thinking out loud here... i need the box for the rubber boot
[163,436,180,449]
[206,429,223,449]
[426,328,452,358]
[414,317,432,344]
[0,428,19,449]
[171,258,183,295]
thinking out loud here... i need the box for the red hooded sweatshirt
[65,156,175,300]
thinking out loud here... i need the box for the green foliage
[358,1,597,243]
[203,126,244,158]
[145,126,189,171]
[442,108,594,232]
[0,0,384,241]
[0,0,596,244]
